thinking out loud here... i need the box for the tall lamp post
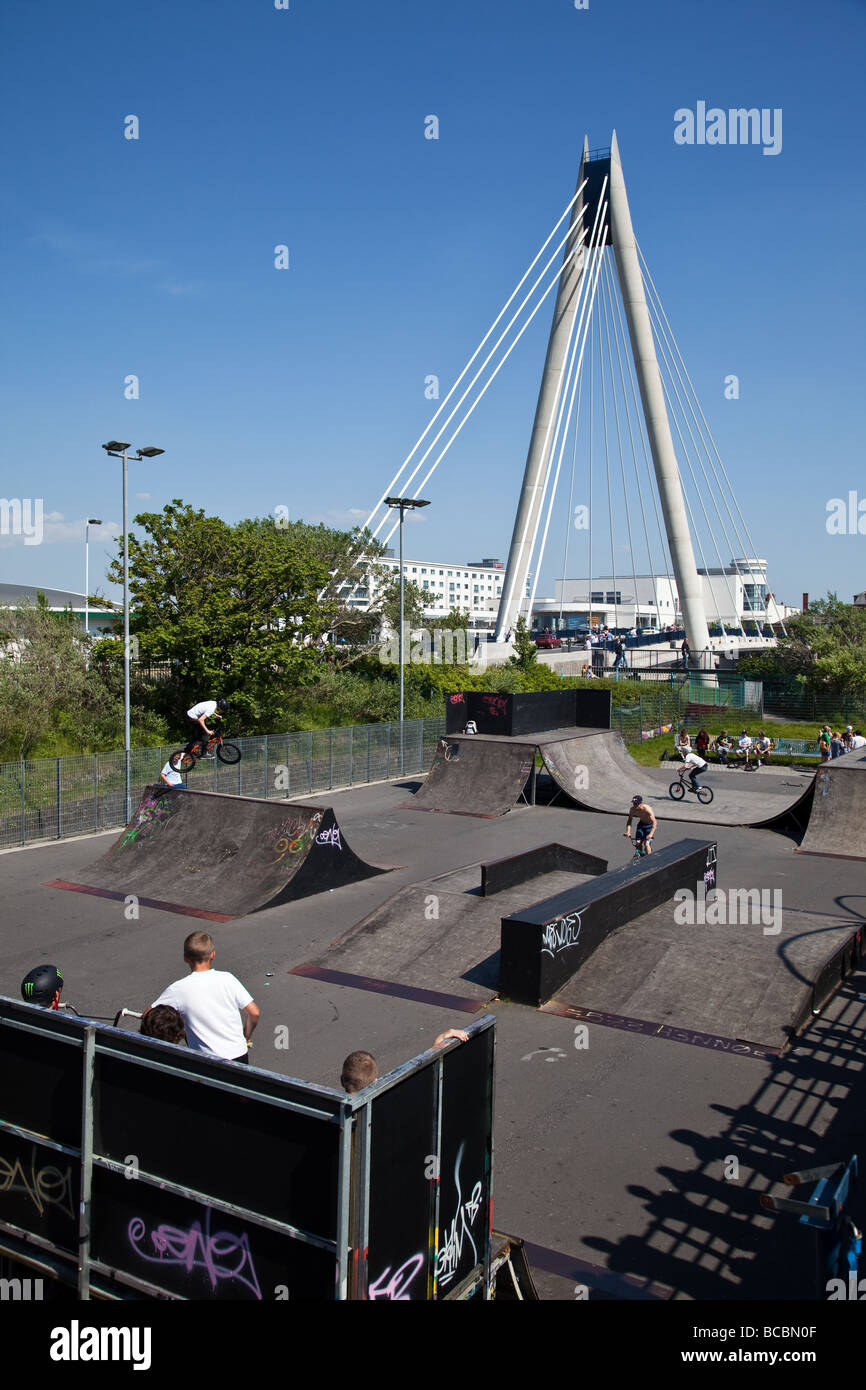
[84,518,102,636]
[384,496,430,772]
[102,442,165,821]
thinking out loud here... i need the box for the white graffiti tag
[540,910,582,957]
[315,826,342,849]
[435,1143,483,1288]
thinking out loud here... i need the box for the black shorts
[635,822,651,842]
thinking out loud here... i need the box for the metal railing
[0,717,446,850]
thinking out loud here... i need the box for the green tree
[438,607,472,632]
[739,594,866,696]
[0,596,164,758]
[508,615,538,671]
[106,502,340,728]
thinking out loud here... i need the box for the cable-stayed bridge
[338,132,783,658]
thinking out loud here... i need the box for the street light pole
[122,448,131,818]
[384,496,430,774]
[84,518,102,636]
[103,442,164,822]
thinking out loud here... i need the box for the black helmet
[216,699,228,713]
[21,964,63,1006]
[632,794,643,804]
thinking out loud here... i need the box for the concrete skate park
[2,689,865,1301]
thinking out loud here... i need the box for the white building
[533,558,791,631]
[348,556,513,627]
[0,583,118,633]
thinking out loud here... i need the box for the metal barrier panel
[0,999,495,1301]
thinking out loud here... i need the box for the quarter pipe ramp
[407,729,815,829]
[795,747,866,860]
[48,786,387,919]
[408,737,536,817]
[541,730,816,829]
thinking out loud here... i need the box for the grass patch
[625,717,826,767]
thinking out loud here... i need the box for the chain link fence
[0,717,446,850]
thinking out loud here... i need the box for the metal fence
[0,717,446,850]
[610,675,765,743]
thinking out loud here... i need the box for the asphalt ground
[2,775,865,1302]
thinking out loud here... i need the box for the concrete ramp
[541,730,814,829]
[48,786,387,919]
[409,736,536,817]
[796,748,866,860]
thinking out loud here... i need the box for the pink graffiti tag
[481,695,507,716]
[118,792,172,847]
[128,1211,263,1299]
[368,1253,425,1300]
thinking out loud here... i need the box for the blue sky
[1,0,864,610]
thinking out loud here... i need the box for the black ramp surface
[796,746,866,860]
[500,840,717,1006]
[306,863,600,1000]
[50,786,386,917]
[551,905,863,1052]
[411,737,535,816]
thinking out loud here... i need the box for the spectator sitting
[694,728,711,757]
[714,730,732,767]
[140,1005,187,1045]
[20,964,64,1010]
[754,732,772,766]
[341,1051,378,1093]
[737,729,754,767]
[849,729,866,750]
[675,731,691,760]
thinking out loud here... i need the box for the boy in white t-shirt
[146,931,260,1064]
[683,750,708,792]
[159,760,186,788]
[185,697,228,757]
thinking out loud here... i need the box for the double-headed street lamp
[384,495,430,772]
[84,518,102,636]
[102,442,165,821]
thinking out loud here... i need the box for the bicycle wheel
[217,741,242,765]
[697,785,714,804]
[669,781,685,800]
[169,750,196,773]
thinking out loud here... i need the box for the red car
[534,633,562,649]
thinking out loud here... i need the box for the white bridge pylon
[350,131,771,648]
[497,131,709,647]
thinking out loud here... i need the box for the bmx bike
[169,731,242,773]
[669,766,714,804]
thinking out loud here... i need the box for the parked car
[534,632,563,649]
